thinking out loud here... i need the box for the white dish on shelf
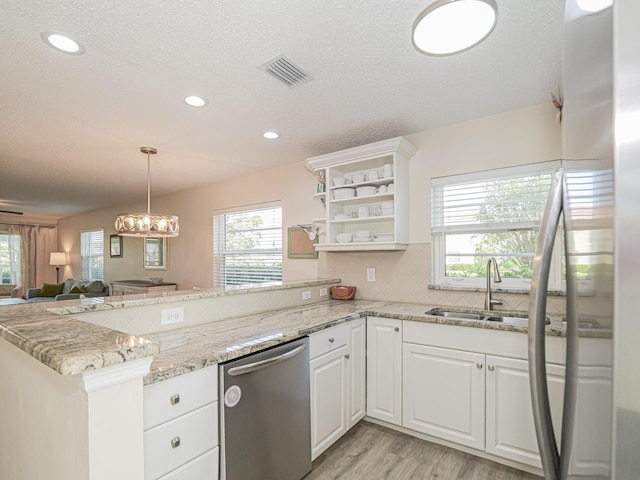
[334,188,356,199]
[334,213,350,220]
[374,233,394,242]
[336,233,353,243]
[356,186,376,197]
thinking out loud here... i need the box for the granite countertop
[140,300,568,385]
[1,282,586,385]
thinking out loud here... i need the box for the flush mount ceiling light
[40,31,85,55]
[263,131,280,140]
[115,147,179,237]
[184,95,208,107]
[412,0,498,56]
[576,0,613,13]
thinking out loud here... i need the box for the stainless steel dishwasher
[219,337,311,480]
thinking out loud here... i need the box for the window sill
[428,284,566,296]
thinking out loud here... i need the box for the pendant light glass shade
[115,147,179,237]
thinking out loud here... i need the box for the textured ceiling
[0,0,563,219]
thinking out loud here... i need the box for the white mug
[376,185,387,194]
[369,170,379,181]
[383,164,393,178]
[358,206,370,218]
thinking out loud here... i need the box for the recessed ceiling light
[40,31,85,55]
[576,0,612,13]
[184,95,208,107]
[412,0,498,56]
[263,131,280,140]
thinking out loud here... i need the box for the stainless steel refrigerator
[528,1,640,479]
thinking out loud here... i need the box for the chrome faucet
[484,257,503,311]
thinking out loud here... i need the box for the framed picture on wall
[110,234,123,258]
[144,238,167,270]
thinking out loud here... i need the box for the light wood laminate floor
[305,421,542,480]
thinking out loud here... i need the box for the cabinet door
[403,344,485,450]
[366,317,402,425]
[485,355,564,468]
[347,318,366,427]
[310,344,348,460]
[570,366,612,477]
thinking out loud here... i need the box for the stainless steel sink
[424,308,550,325]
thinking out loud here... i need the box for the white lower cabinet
[143,366,219,480]
[366,316,402,425]
[485,355,564,468]
[403,344,485,450]
[309,319,365,460]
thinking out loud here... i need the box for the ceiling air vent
[259,55,314,88]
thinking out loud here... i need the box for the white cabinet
[485,355,564,468]
[305,137,417,251]
[403,344,485,450]
[309,319,365,460]
[366,316,402,425]
[143,366,219,480]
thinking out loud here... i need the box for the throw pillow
[62,278,76,294]
[69,285,88,294]
[85,280,105,293]
[40,282,65,297]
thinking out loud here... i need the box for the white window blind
[213,204,282,289]
[431,161,561,289]
[0,234,21,285]
[81,229,104,280]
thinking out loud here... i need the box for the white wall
[58,160,324,289]
[58,103,561,309]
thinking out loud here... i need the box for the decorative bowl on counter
[330,286,356,300]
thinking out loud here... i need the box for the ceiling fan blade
[0,209,24,215]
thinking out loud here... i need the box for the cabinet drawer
[309,324,348,359]
[157,447,219,480]
[144,366,218,430]
[144,402,219,480]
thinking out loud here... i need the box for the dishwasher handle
[227,343,306,376]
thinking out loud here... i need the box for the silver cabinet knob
[344,354,350,359]
[170,394,180,405]
[171,437,181,449]
[476,362,483,369]
[394,327,399,332]
[328,337,334,343]
[488,365,495,371]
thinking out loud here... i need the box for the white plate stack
[354,230,371,242]
[374,233,394,242]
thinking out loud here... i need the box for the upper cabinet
[305,137,417,251]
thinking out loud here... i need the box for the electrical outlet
[161,307,184,325]
[319,288,328,297]
[367,267,376,282]
[302,290,312,300]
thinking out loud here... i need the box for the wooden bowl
[330,286,356,300]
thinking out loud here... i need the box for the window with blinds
[0,234,21,285]
[81,229,104,281]
[213,204,282,289]
[431,161,561,290]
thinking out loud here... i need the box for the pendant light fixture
[412,0,498,56]
[115,147,179,237]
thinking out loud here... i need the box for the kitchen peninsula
[0,280,608,480]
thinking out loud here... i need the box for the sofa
[26,278,109,303]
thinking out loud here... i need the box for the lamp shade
[49,252,67,266]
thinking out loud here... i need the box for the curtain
[5,224,57,289]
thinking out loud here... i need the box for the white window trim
[80,228,104,281]
[431,161,563,291]
[213,201,283,290]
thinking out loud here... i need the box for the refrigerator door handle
[227,343,306,376]
[529,168,563,480]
